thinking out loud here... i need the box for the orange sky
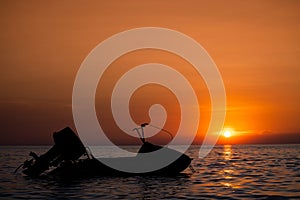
[0,0,300,145]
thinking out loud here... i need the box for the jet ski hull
[48,152,192,178]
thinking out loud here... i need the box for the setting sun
[224,131,232,138]
[222,128,234,138]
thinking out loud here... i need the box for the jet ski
[16,124,193,178]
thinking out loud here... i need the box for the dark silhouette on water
[16,125,192,178]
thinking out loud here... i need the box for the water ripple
[0,145,299,199]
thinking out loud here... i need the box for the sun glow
[222,128,234,138]
[224,131,232,138]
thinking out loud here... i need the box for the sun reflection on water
[220,145,241,189]
[223,145,232,160]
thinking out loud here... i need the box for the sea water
[0,144,299,199]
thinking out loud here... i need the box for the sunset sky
[1,1,299,145]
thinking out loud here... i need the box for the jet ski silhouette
[16,124,193,178]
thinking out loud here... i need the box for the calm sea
[0,144,299,199]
